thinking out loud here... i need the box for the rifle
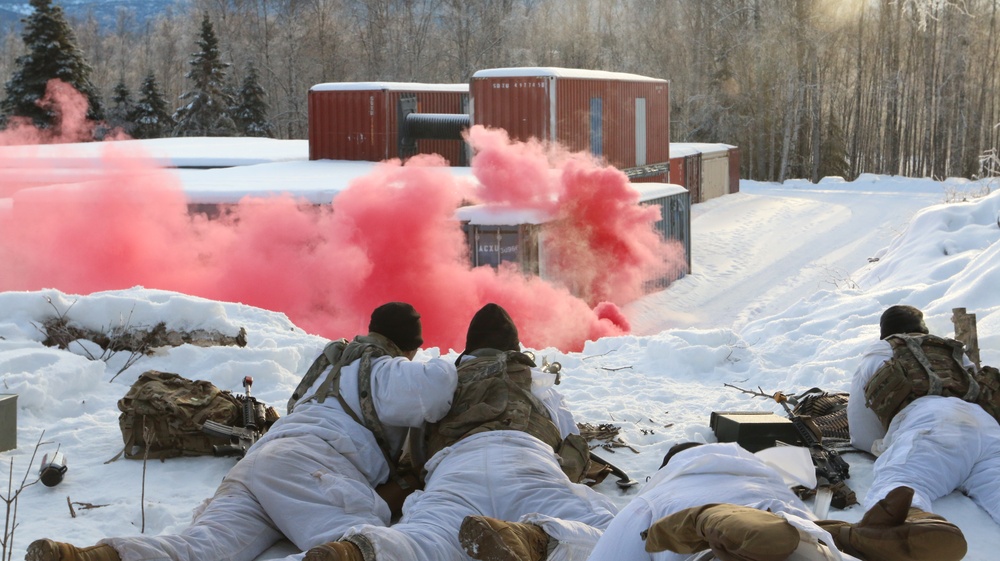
[202,376,261,458]
[771,391,857,509]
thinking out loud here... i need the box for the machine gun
[724,384,857,510]
[202,376,263,458]
[771,390,857,509]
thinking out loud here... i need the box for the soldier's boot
[302,540,365,561]
[644,503,800,561]
[25,540,120,561]
[815,486,967,561]
[459,515,549,561]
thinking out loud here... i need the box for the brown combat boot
[25,540,120,561]
[303,540,365,561]
[815,486,967,561]
[459,515,549,561]
[644,503,800,561]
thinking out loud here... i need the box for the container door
[590,97,603,157]
[635,98,647,166]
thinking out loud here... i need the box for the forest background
[1,0,999,184]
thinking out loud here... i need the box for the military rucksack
[117,370,274,460]
[426,350,592,483]
[864,334,1000,428]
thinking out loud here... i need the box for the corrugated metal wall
[554,78,670,169]
[309,89,386,161]
[670,154,704,203]
[470,76,552,142]
[309,88,467,163]
[471,74,670,170]
[640,190,691,277]
[728,147,741,193]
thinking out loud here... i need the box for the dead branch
[70,501,108,511]
[600,366,633,372]
[66,497,76,519]
[723,383,780,400]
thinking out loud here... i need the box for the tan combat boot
[644,503,800,561]
[459,515,549,561]
[303,540,365,561]
[25,540,120,561]
[815,486,967,561]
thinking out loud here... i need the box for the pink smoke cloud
[1,87,685,351]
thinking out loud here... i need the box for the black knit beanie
[368,302,423,351]
[879,305,929,340]
[463,303,520,354]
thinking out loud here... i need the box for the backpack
[426,350,592,483]
[864,334,998,428]
[117,371,271,460]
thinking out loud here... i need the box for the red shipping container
[308,82,468,164]
[470,68,670,171]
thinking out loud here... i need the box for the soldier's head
[369,302,423,356]
[879,305,929,340]
[660,441,703,469]
[456,303,520,365]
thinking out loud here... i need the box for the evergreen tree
[129,72,175,139]
[232,62,273,138]
[172,13,237,137]
[105,80,136,136]
[1,0,103,129]
[817,111,850,180]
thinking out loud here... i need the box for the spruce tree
[129,72,175,139]
[232,62,273,138]
[172,13,237,137]
[105,80,136,136]
[1,0,103,128]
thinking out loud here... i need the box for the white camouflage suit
[585,443,857,561]
[101,350,457,561]
[334,365,619,561]
[848,339,1000,524]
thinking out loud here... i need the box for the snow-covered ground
[1,137,999,560]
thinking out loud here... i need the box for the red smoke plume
[0,85,686,351]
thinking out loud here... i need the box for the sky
[2,85,1000,560]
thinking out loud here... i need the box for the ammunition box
[0,394,16,452]
[709,411,801,453]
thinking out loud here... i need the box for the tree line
[1,0,998,183]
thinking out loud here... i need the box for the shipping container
[308,82,469,164]
[671,143,738,203]
[470,68,670,172]
[634,183,691,277]
[669,148,703,203]
[456,182,690,292]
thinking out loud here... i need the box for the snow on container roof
[670,143,734,157]
[310,82,469,92]
[472,67,666,83]
[455,182,686,226]
[631,183,688,200]
[455,205,549,226]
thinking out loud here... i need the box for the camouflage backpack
[118,371,266,460]
[426,350,592,483]
[864,334,1000,428]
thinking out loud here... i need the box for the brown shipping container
[470,68,670,171]
[309,82,468,163]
